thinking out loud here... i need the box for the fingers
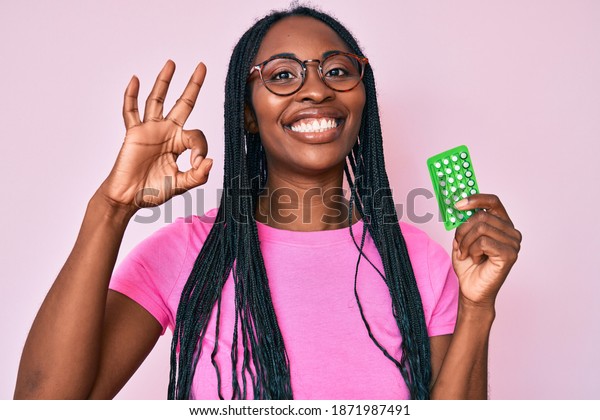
[143,60,176,123]
[454,235,519,267]
[166,62,207,125]
[455,193,513,227]
[171,129,208,166]
[454,194,522,263]
[122,76,142,129]
[455,214,521,263]
[176,158,213,192]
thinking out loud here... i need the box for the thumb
[175,157,213,192]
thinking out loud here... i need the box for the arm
[430,194,521,399]
[14,195,161,399]
[14,61,212,399]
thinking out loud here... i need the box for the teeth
[290,118,339,133]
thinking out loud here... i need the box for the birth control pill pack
[427,145,480,230]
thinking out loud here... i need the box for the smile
[288,118,340,133]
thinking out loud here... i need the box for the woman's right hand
[97,60,213,213]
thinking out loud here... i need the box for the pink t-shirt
[110,208,458,399]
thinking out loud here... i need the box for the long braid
[168,5,431,400]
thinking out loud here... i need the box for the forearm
[14,192,135,399]
[430,298,495,399]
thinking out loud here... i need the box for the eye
[325,67,348,78]
[261,58,302,84]
[271,70,297,81]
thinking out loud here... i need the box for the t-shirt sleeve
[109,217,192,335]
[425,238,459,337]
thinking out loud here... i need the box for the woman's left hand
[452,194,522,308]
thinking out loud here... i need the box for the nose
[295,61,334,103]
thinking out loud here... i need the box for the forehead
[254,15,351,63]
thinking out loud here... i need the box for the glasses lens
[322,54,363,91]
[261,58,303,95]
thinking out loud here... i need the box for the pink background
[1,0,599,399]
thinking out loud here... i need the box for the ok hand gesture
[98,60,213,212]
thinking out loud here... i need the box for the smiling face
[246,16,366,179]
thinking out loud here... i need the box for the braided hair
[168,5,432,400]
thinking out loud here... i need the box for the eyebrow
[266,50,347,61]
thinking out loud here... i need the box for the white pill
[437,171,444,177]
[435,162,441,168]
[450,217,456,223]
[445,168,452,174]
[450,186,457,192]
[466,211,473,216]
[463,161,470,168]
[459,183,465,189]
[458,213,464,219]
[457,174,463,180]
[468,180,475,186]
[466,171,472,177]
[448,177,454,183]
[461,192,468,198]
[443,159,449,165]
[447,208,454,214]
[470,189,477,194]
[445,198,451,205]
[451,155,458,162]
[460,152,467,159]
[454,165,460,171]
[440,181,446,187]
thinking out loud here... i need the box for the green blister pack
[427,145,480,230]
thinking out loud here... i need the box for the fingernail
[455,198,468,209]
[193,155,203,169]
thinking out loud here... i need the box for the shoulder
[398,221,447,263]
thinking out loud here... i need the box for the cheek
[251,88,285,129]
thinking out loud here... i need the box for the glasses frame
[248,52,369,96]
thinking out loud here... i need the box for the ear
[244,103,259,134]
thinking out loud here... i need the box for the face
[246,16,366,179]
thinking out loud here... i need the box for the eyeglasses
[248,52,369,96]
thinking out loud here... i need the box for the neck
[255,169,360,232]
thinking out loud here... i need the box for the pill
[459,183,465,189]
[465,171,472,177]
[466,210,473,216]
[460,152,467,159]
[470,189,477,194]
[457,174,463,180]
[450,217,456,223]
[445,198,451,205]
[450,186,457,192]
[440,181,446,187]
[435,162,441,168]
[458,213,464,220]
[445,168,452,174]
[463,161,470,168]
[438,171,444,177]
[461,192,468,198]
[443,159,449,165]
[448,177,454,183]
[447,208,454,214]
[467,179,475,187]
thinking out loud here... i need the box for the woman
[14,6,521,400]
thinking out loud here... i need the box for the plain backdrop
[1,0,599,399]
